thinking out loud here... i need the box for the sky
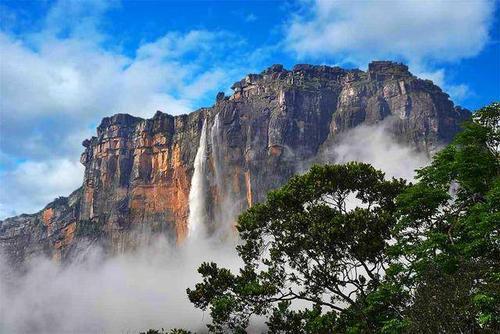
[0,0,499,218]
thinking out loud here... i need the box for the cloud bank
[0,237,241,333]
[0,159,84,218]
[331,122,430,181]
[285,0,496,102]
[286,0,495,64]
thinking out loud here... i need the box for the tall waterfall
[210,113,223,196]
[187,119,208,238]
[209,113,239,237]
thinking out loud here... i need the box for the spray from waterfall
[187,118,208,238]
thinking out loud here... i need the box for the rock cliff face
[0,61,470,265]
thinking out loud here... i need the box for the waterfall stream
[209,113,240,236]
[187,118,208,238]
[210,113,223,197]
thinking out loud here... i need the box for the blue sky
[0,0,499,218]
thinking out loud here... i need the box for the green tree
[391,102,499,332]
[140,329,192,334]
[188,163,407,333]
[188,103,499,333]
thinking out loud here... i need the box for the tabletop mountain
[0,61,470,265]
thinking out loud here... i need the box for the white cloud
[0,29,237,160]
[0,0,277,218]
[330,121,430,181]
[0,159,84,218]
[286,0,495,64]
[245,13,258,22]
[0,236,242,333]
[414,67,471,102]
[42,0,119,42]
[284,0,494,104]
[136,30,234,61]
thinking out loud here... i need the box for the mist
[328,121,430,180]
[0,237,241,333]
[0,121,431,333]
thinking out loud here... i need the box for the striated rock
[0,61,470,265]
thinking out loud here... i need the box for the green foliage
[188,162,407,332]
[187,102,499,333]
[139,329,192,334]
[267,302,337,333]
[391,102,500,332]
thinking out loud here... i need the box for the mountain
[0,61,470,265]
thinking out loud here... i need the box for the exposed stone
[0,61,470,265]
[216,92,225,102]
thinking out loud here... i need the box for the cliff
[0,61,470,265]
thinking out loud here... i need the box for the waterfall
[210,113,239,238]
[187,118,208,238]
[210,113,223,196]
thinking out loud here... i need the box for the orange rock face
[78,111,202,248]
[41,208,54,234]
[53,222,77,262]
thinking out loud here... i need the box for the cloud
[284,0,495,104]
[0,159,84,218]
[286,0,495,64]
[329,121,430,181]
[245,13,258,22]
[0,236,242,333]
[42,0,119,41]
[0,28,242,158]
[0,1,270,218]
[414,68,472,102]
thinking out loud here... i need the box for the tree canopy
[187,102,499,333]
[391,102,499,332]
[188,162,407,333]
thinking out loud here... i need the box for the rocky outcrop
[79,111,203,248]
[0,61,470,265]
[0,188,81,265]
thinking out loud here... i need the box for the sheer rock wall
[0,61,470,265]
